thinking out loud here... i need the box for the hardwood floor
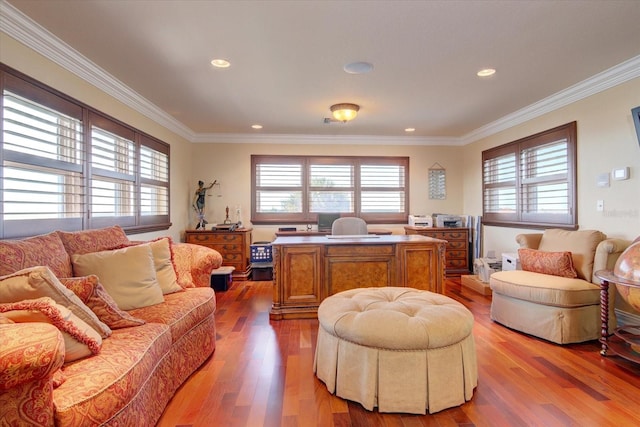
[157,278,640,427]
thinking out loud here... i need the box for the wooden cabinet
[404,226,470,275]
[185,228,252,279]
[270,235,446,319]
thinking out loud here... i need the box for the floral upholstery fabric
[518,248,578,278]
[129,287,216,343]
[172,243,223,288]
[0,323,65,427]
[0,226,220,426]
[53,323,171,425]
[0,232,72,278]
[60,276,146,329]
[57,225,130,257]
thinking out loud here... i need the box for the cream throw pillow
[146,238,182,295]
[71,244,164,310]
[0,266,111,338]
[0,296,102,362]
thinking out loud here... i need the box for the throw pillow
[0,313,14,324]
[57,225,130,257]
[537,229,606,280]
[60,276,146,329]
[0,296,102,362]
[71,244,164,310]
[116,238,182,295]
[0,266,112,338]
[0,231,73,278]
[518,248,578,278]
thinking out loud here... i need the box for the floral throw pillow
[518,248,578,278]
[0,232,72,278]
[0,266,111,338]
[0,296,102,362]
[60,276,145,329]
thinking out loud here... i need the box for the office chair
[331,217,368,235]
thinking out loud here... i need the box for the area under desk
[269,234,446,319]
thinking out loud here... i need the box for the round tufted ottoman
[313,287,477,414]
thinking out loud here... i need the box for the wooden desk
[275,229,392,237]
[270,234,446,319]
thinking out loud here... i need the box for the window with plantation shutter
[1,65,170,238]
[482,122,577,229]
[252,155,408,224]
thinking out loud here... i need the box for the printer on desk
[408,215,433,227]
[434,214,463,228]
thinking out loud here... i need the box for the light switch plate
[596,173,610,187]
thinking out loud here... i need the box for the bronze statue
[193,180,216,229]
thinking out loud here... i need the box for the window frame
[482,121,577,229]
[1,64,171,238]
[251,154,409,225]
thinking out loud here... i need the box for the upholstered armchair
[489,229,630,344]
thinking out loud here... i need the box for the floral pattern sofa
[0,226,222,426]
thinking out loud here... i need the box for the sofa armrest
[0,323,65,427]
[515,233,543,249]
[172,243,224,288]
[592,238,632,283]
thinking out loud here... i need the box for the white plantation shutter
[252,155,409,224]
[254,161,304,217]
[140,140,169,220]
[1,67,171,238]
[309,162,354,213]
[360,164,406,214]
[482,122,576,228]
[2,87,85,238]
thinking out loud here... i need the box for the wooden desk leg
[600,279,610,356]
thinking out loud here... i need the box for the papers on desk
[326,235,381,239]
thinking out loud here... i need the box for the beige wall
[462,77,640,258]
[190,142,465,243]
[3,30,638,265]
[0,35,194,242]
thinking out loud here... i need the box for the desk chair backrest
[331,217,368,235]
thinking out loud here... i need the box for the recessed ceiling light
[211,59,231,68]
[344,61,374,74]
[251,124,263,129]
[477,68,496,77]
[405,128,416,132]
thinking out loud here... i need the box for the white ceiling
[3,0,640,144]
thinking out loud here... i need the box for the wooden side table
[595,269,640,363]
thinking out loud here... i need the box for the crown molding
[461,54,640,145]
[0,0,196,142]
[2,0,638,147]
[191,132,460,146]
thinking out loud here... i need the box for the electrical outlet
[597,200,604,212]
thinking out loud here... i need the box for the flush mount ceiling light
[477,68,496,77]
[330,103,360,122]
[343,61,373,74]
[211,58,231,68]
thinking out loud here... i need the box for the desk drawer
[447,249,468,260]
[326,244,394,257]
[186,232,243,244]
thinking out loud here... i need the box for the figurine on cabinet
[192,180,217,230]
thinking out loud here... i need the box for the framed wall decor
[428,163,446,200]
